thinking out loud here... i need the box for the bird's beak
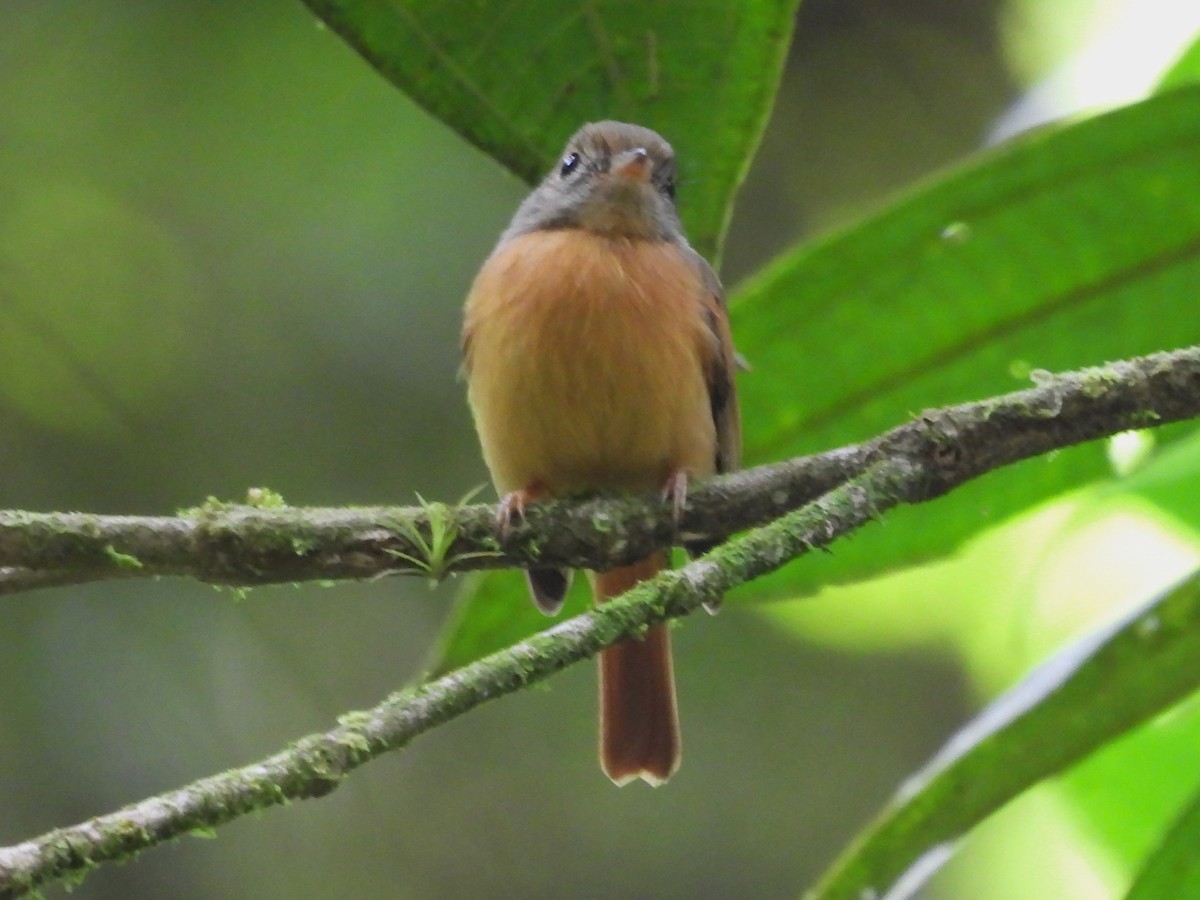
[612,148,651,182]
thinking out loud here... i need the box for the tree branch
[0,459,904,899]
[1,345,1198,595]
[0,343,1198,896]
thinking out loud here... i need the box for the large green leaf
[1125,785,1200,900]
[1158,33,1200,92]
[300,0,799,258]
[731,85,1200,600]
[1116,426,1200,542]
[1054,687,1200,885]
[1007,426,1200,878]
[429,571,589,676]
[806,569,1200,900]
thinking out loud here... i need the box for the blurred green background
[2,2,1197,898]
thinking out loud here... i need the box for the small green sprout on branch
[385,488,502,584]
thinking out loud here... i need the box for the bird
[461,120,740,785]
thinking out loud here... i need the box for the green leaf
[300,0,799,258]
[730,86,1200,600]
[1117,426,1200,530]
[1009,427,1200,876]
[428,572,591,675]
[1054,685,1200,882]
[806,569,1200,900]
[1125,784,1200,900]
[1157,34,1200,92]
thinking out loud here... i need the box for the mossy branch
[0,459,904,899]
[1,344,1198,596]
[0,343,1198,897]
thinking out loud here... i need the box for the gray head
[500,121,686,244]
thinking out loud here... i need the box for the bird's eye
[559,152,581,177]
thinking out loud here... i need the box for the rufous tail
[594,551,680,786]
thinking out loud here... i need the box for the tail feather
[594,552,680,786]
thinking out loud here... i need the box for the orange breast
[463,229,717,495]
